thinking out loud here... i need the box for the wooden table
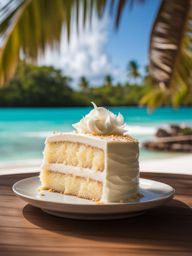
[0,172,192,256]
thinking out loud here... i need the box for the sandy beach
[0,154,192,176]
[140,154,192,175]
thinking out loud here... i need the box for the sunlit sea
[0,107,192,163]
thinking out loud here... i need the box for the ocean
[0,107,192,163]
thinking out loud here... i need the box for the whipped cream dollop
[72,102,128,135]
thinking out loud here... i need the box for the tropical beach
[0,107,191,175]
[1,1,192,256]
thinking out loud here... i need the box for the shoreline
[0,154,192,176]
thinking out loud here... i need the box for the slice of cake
[40,103,139,203]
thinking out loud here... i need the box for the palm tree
[127,60,140,84]
[142,64,151,84]
[79,76,89,92]
[0,0,192,108]
[140,0,192,109]
[104,74,113,87]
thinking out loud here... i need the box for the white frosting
[102,142,139,202]
[44,163,104,182]
[46,132,106,149]
[72,102,128,135]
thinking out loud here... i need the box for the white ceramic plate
[13,176,175,220]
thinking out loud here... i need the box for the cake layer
[44,141,104,171]
[41,170,102,201]
[43,163,104,181]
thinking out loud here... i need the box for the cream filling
[43,163,104,182]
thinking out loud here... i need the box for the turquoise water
[0,107,192,162]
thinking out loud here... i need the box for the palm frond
[142,0,192,109]
[149,0,191,86]
[0,0,69,85]
[0,0,144,86]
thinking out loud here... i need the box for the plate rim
[12,175,175,206]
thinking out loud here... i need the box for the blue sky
[107,0,160,73]
[42,0,161,86]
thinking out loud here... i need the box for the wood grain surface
[0,172,192,256]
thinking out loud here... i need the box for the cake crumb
[95,200,103,205]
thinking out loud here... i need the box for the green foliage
[0,63,191,107]
[0,63,73,106]
[0,63,149,107]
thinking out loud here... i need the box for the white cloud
[39,14,126,88]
